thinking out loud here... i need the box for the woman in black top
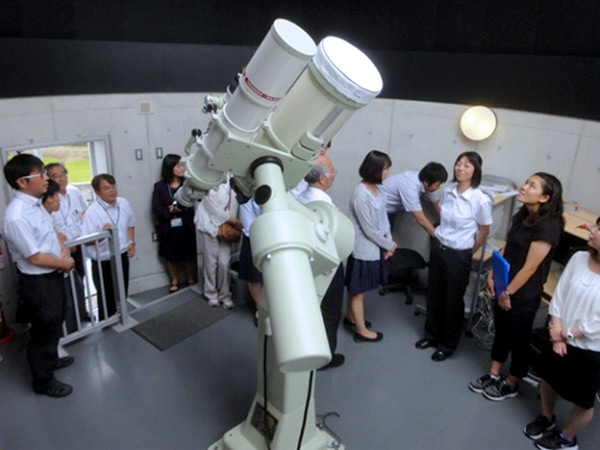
[151,154,197,292]
[469,172,564,401]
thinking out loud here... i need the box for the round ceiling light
[460,106,497,141]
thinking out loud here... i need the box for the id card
[170,217,183,228]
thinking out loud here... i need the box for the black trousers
[64,261,87,332]
[91,253,129,321]
[17,271,66,390]
[321,264,345,354]
[425,239,472,353]
[491,295,541,378]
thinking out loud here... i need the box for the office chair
[379,248,428,305]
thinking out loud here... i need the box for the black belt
[437,241,472,255]
[18,270,60,278]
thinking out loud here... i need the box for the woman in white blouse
[415,151,492,361]
[523,216,600,450]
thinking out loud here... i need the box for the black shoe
[53,356,75,371]
[415,338,436,349]
[353,332,383,343]
[534,430,577,450]
[318,354,345,371]
[343,317,372,329]
[524,414,556,440]
[34,380,73,398]
[431,349,452,362]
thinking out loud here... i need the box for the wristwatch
[502,289,513,298]
[565,329,574,341]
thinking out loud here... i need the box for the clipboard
[491,250,510,299]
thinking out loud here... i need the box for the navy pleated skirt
[344,253,387,294]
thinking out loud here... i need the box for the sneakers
[534,430,578,450]
[221,300,234,310]
[468,373,501,394]
[483,380,519,401]
[207,299,219,307]
[524,414,556,440]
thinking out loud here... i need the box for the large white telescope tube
[256,36,383,159]
[185,19,316,193]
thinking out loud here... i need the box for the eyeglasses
[18,170,46,180]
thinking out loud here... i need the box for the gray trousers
[200,231,233,303]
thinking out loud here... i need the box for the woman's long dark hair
[161,154,182,182]
[514,172,564,229]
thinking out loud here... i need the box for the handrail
[563,200,600,217]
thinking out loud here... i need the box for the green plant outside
[43,157,92,183]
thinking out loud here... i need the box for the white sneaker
[208,299,219,307]
[222,300,234,310]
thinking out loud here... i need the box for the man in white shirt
[3,154,75,397]
[46,162,89,325]
[82,174,136,321]
[295,156,345,370]
[380,162,448,237]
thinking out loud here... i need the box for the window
[2,137,110,201]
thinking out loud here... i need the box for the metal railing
[59,228,134,346]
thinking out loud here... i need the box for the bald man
[295,156,345,370]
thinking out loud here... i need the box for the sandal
[169,283,180,293]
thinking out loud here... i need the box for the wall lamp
[460,105,497,141]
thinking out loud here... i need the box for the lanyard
[60,194,71,224]
[98,200,120,226]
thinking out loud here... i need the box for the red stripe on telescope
[242,71,281,103]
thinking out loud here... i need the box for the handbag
[217,183,242,243]
[218,221,242,242]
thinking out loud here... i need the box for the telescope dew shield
[185,19,316,194]
[222,19,317,136]
[260,36,383,152]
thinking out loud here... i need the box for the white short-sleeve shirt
[51,185,89,240]
[296,186,335,207]
[380,171,438,214]
[434,184,493,250]
[3,191,62,274]
[82,197,136,260]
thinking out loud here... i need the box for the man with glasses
[46,162,89,326]
[82,174,135,321]
[3,154,76,397]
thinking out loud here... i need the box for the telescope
[177,18,383,450]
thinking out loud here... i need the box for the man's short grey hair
[304,163,329,185]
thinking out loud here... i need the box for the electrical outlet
[152,232,158,242]
[135,149,143,160]
[156,147,163,159]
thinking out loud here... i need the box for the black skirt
[534,343,600,409]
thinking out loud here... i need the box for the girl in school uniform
[344,150,396,343]
[415,151,493,361]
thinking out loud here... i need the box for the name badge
[170,217,183,228]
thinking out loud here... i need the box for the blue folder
[491,251,510,299]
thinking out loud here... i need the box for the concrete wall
[1,93,599,322]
